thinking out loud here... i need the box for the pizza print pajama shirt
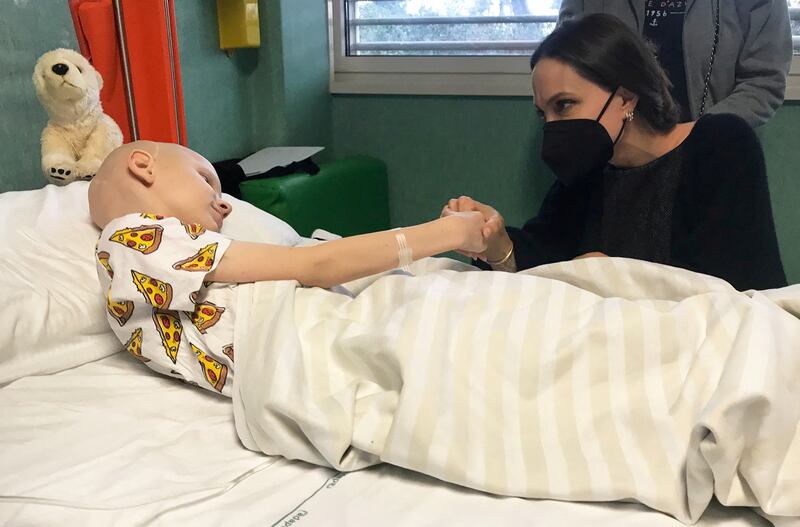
[96,214,237,396]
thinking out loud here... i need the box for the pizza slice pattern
[222,344,234,363]
[98,214,236,394]
[124,328,149,363]
[190,301,225,334]
[191,343,228,392]
[107,287,134,326]
[140,213,165,220]
[172,243,219,272]
[152,309,183,363]
[110,224,164,254]
[97,251,114,278]
[131,270,173,309]
[183,222,206,240]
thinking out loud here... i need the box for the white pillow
[0,182,117,385]
[0,183,301,386]
[219,193,302,246]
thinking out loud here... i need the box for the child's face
[152,146,232,231]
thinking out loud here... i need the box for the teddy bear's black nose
[51,63,69,76]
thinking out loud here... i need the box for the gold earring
[625,110,635,122]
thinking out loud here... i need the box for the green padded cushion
[238,156,389,238]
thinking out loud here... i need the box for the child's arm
[207,212,486,288]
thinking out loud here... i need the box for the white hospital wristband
[395,231,413,272]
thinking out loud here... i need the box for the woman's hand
[442,196,512,261]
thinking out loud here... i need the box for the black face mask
[540,89,626,187]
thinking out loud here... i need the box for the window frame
[329,0,800,99]
[786,56,800,100]
[328,0,538,96]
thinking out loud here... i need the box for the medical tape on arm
[394,230,413,273]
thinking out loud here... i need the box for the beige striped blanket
[232,257,800,524]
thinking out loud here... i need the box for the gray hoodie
[558,0,793,127]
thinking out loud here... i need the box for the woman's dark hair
[530,14,680,133]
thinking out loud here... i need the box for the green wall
[176,0,331,163]
[175,1,260,161]
[331,95,549,231]
[759,103,800,284]
[0,0,78,192]
[253,0,332,150]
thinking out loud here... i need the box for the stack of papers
[237,147,324,177]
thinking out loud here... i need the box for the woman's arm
[207,212,486,288]
[443,182,589,272]
[503,181,591,271]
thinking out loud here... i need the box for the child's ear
[128,150,155,185]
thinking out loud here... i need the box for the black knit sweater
[491,114,787,291]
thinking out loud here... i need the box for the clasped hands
[440,196,512,262]
[441,196,607,262]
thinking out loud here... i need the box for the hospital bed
[0,181,774,526]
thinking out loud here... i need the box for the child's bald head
[89,141,231,231]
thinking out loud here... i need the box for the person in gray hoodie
[558,0,793,127]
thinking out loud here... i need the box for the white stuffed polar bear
[33,48,123,185]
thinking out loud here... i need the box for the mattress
[0,353,769,527]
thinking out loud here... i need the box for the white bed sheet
[0,353,769,527]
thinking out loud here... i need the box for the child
[89,141,487,395]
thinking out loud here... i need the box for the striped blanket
[232,257,800,524]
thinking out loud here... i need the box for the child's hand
[445,209,488,254]
[441,196,512,262]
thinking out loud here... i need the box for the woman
[558,0,792,127]
[445,13,786,291]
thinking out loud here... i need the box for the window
[790,2,800,54]
[329,1,800,98]
[344,0,559,57]
[329,0,553,95]
[784,2,800,99]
